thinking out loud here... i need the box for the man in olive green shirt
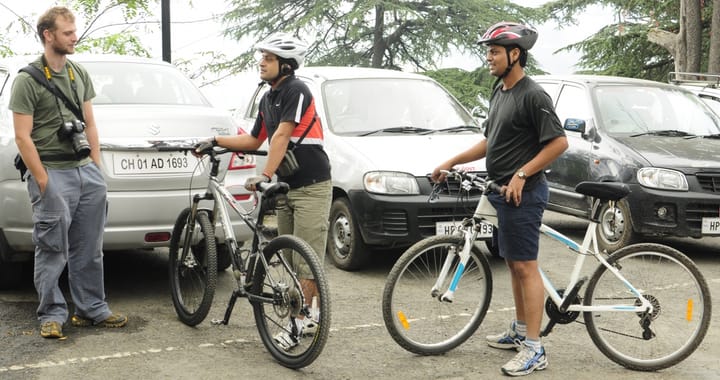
[9,6,126,339]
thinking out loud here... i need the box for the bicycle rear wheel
[584,243,711,371]
[168,207,217,326]
[382,235,493,355]
[250,235,330,369]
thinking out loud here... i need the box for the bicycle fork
[432,225,478,303]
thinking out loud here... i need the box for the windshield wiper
[630,130,696,137]
[420,125,483,135]
[359,126,433,136]
[699,133,720,139]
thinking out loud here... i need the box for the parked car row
[0,54,258,288]
[3,52,719,286]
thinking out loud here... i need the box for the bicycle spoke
[382,235,492,355]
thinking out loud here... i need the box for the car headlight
[364,171,420,195]
[637,168,688,191]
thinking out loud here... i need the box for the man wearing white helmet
[195,32,331,350]
[432,22,567,376]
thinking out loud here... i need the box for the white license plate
[701,217,720,235]
[112,152,194,175]
[436,220,493,239]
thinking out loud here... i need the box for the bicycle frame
[435,182,654,320]
[180,151,303,318]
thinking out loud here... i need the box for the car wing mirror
[563,118,586,133]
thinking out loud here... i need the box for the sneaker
[273,319,303,350]
[486,322,525,350]
[40,321,64,339]
[301,316,318,335]
[501,343,548,377]
[71,313,128,328]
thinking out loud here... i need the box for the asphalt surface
[1,211,718,379]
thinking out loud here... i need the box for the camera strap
[19,64,84,122]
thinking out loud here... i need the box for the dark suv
[534,75,720,252]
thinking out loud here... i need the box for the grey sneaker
[302,316,318,335]
[501,343,548,376]
[486,321,525,350]
[273,319,302,351]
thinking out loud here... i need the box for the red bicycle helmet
[478,22,538,51]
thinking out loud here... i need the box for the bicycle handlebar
[150,141,268,157]
[440,169,503,194]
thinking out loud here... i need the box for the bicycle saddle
[574,181,630,201]
[262,182,290,198]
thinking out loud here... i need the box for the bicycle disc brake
[273,284,302,318]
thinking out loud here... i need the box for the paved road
[0,211,718,379]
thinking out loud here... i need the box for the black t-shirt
[483,76,565,188]
[252,76,331,188]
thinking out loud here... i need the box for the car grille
[382,210,409,234]
[686,203,720,230]
[697,173,720,192]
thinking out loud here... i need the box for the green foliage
[535,0,715,81]
[0,0,154,57]
[220,0,535,74]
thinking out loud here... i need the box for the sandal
[40,321,63,339]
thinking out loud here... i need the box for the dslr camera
[58,119,91,159]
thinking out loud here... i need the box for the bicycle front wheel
[168,208,217,326]
[382,235,493,355]
[251,235,330,369]
[584,243,711,371]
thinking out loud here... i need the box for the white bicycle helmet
[254,33,308,68]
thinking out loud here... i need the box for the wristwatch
[516,170,527,180]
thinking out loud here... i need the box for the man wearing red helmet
[432,22,568,376]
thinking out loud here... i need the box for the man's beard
[51,41,74,56]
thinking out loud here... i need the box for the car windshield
[322,78,477,136]
[593,85,720,137]
[84,61,209,106]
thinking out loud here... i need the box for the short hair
[37,6,75,44]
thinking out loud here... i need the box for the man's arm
[13,112,48,190]
[262,121,294,177]
[505,135,568,206]
[82,100,102,166]
[431,139,488,182]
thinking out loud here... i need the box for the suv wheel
[596,199,635,253]
[327,197,370,271]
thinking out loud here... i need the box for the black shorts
[488,180,548,261]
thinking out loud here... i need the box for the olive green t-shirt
[9,56,95,169]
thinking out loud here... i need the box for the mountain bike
[155,141,330,369]
[381,169,711,371]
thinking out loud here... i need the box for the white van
[239,67,489,270]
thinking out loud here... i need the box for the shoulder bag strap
[19,65,84,122]
[290,114,317,150]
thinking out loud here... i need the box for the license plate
[701,217,720,235]
[435,220,493,239]
[112,152,194,175]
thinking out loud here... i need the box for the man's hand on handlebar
[431,166,453,183]
[193,137,217,156]
[244,174,271,192]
